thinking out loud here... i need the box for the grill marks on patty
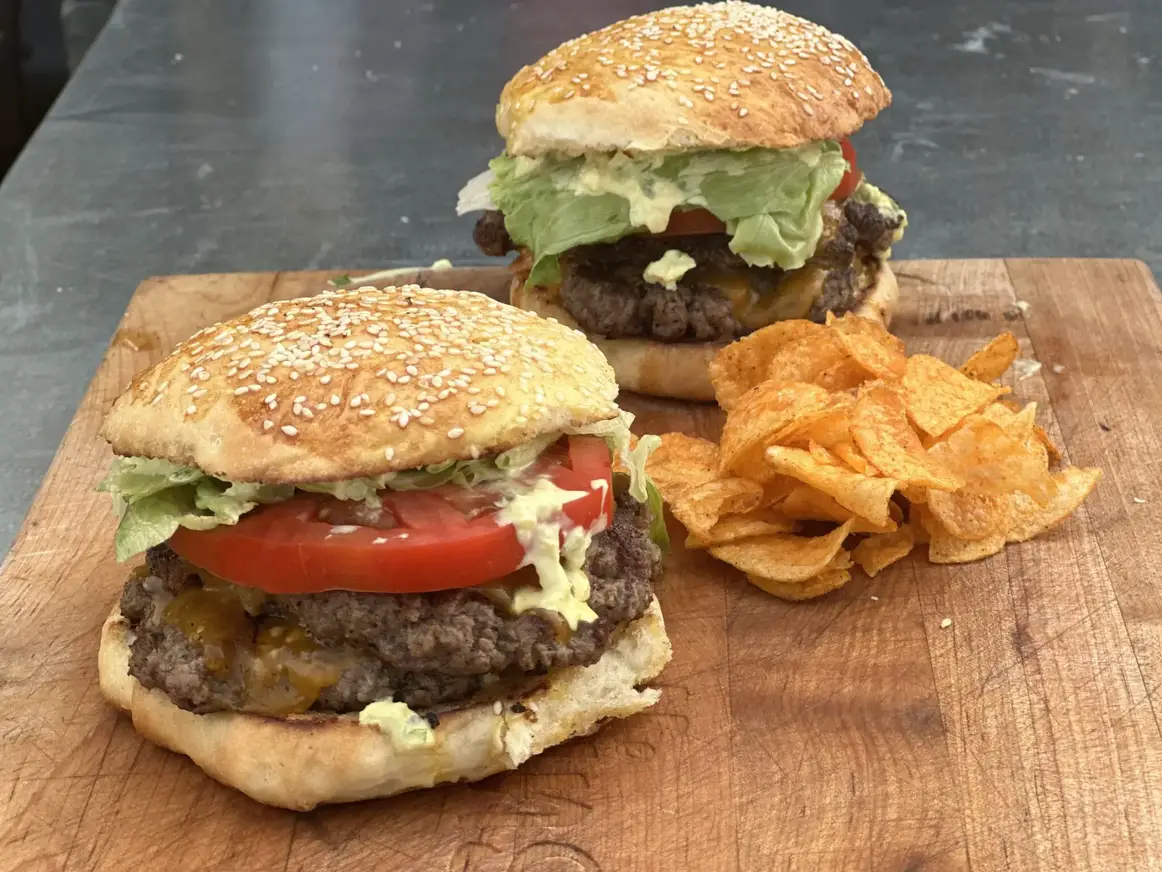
[473,193,902,342]
[119,492,661,715]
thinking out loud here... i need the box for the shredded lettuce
[98,416,666,562]
[483,142,847,287]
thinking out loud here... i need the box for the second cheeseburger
[459,2,907,400]
[97,285,671,809]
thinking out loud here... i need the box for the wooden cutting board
[2,260,1162,872]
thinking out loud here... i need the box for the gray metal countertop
[1,0,1159,554]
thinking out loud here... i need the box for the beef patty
[119,491,660,716]
[474,193,902,342]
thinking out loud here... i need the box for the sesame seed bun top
[497,2,890,157]
[101,286,621,483]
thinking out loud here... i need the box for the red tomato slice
[653,208,727,237]
[168,436,614,595]
[830,137,862,201]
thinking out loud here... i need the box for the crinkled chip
[927,489,1010,540]
[1005,467,1101,542]
[909,503,933,543]
[670,478,764,538]
[765,445,898,527]
[765,334,851,388]
[747,566,852,601]
[808,440,843,467]
[719,382,840,481]
[781,485,897,534]
[710,519,855,583]
[710,320,828,409]
[852,384,964,490]
[1034,425,1062,466]
[903,354,1010,438]
[925,512,1006,564]
[647,433,720,504]
[826,310,906,356]
[831,440,874,475]
[960,331,1020,383]
[779,406,855,450]
[929,415,1056,505]
[685,509,798,548]
[852,525,917,577]
[760,476,798,508]
[831,321,906,380]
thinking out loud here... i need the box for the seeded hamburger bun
[512,264,898,402]
[99,598,671,810]
[497,2,890,157]
[101,285,620,483]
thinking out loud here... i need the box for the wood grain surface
[1,260,1160,871]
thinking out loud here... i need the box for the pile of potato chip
[647,314,1102,601]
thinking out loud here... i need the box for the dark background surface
[0,0,1159,553]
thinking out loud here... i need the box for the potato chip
[851,384,964,490]
[902,354,1009,438]
[759,476,798,507]
[710,519,854,583]
[685,509,798,548]
[1034,425,1062,466]
[929,415,1055,505]
[747,566,852,601]
[765,445,898,527]
[719,382,839,481]
[781,485,896,534]
[815,357,874,392]
[779,405,855,450]
[899,485,928,504]
[960,331,1019,382]
[926,513,1006,563]
[927,489,1010,540]
[1005,467,1101,542]
[852,525,916,577]
[980,401,1017,427]
[831,323,906,380]
[765,334,851,387]
[826,310,906,354]
[670,478,764,538]
[709,320,828,409]
[647,433,720,504]
[808,440,842,467]
[831,440,874,475]
[909,503,933,543]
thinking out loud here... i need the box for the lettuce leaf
[485,142,847,286]
[98,418,662,562]
[646,479,670,554]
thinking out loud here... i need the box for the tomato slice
[830,137,862,201]
[168,436,614,595]
[653,208,727,237]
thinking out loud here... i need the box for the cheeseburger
[458,2,906,400]
[97,285,671,810]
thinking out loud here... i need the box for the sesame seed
[447,427,465,439]
[281,425,298,436]
[185,405,197,415]
[384,447,395,461]
[263,420,274,430]
[233,386,248,396]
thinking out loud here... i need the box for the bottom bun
[99,598,671,810]
[512,263,900,402]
